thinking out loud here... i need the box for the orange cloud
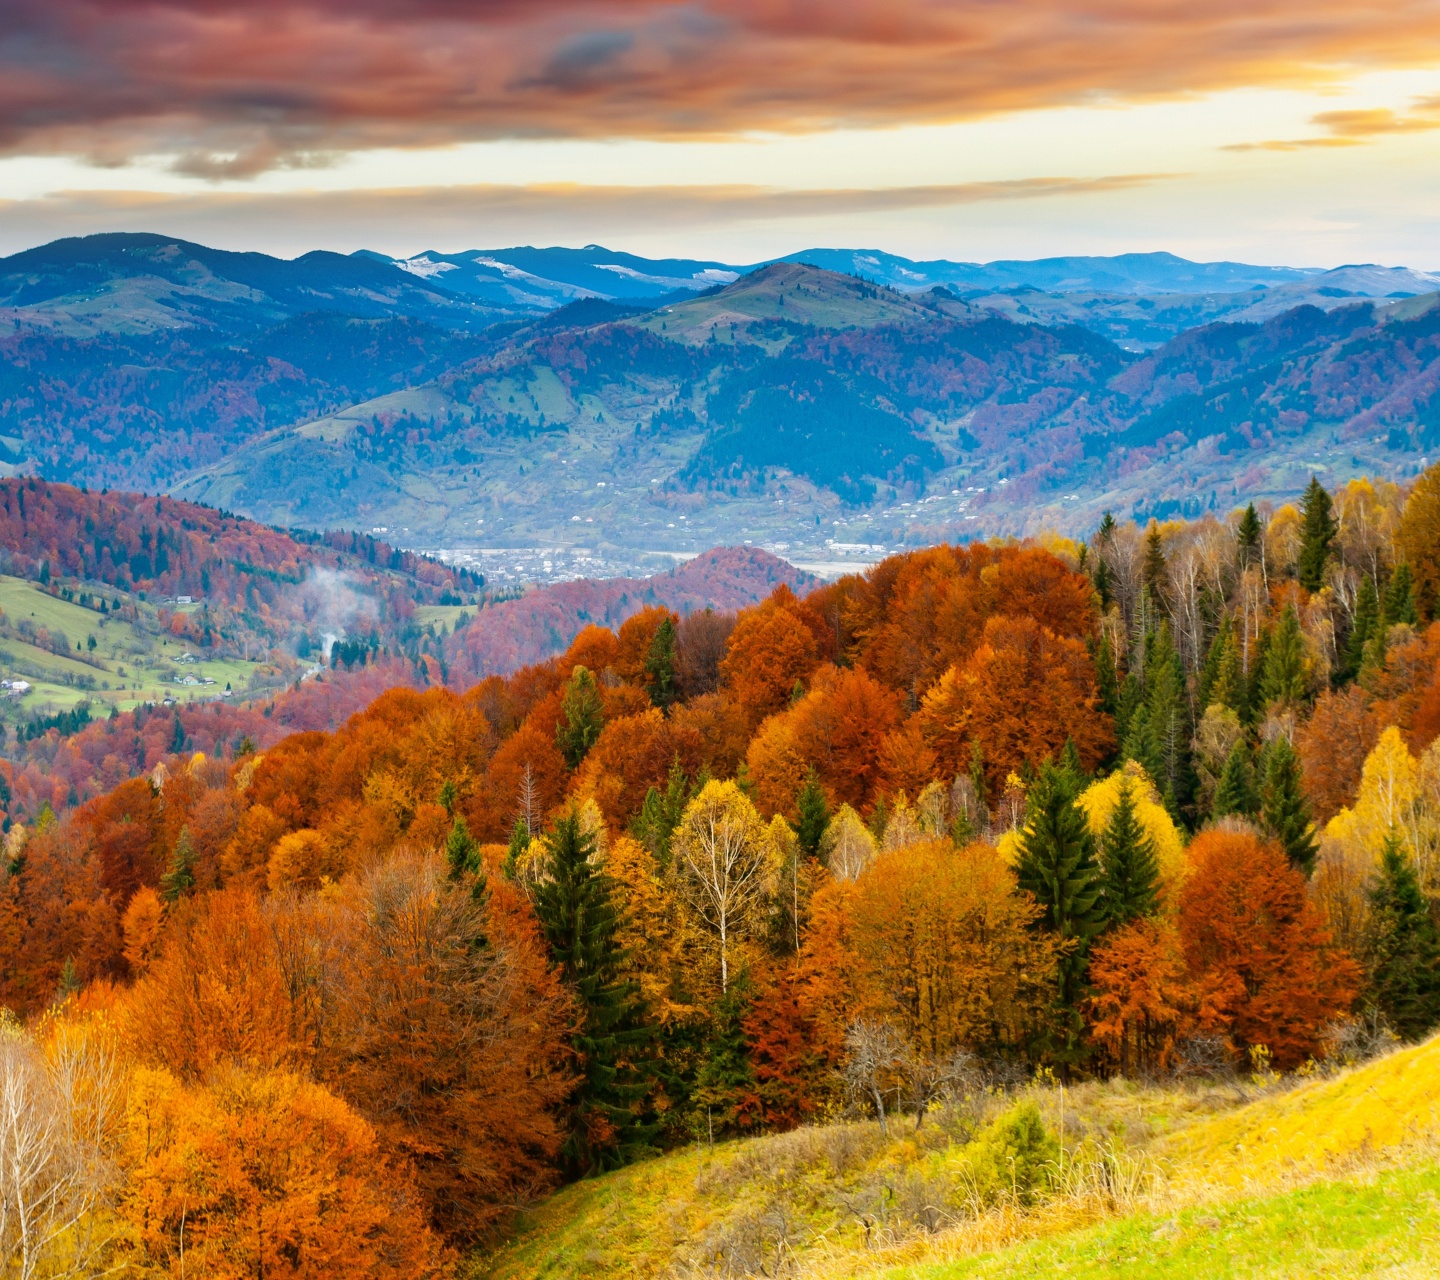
[6,1,1440,171]
[1224,96,1440,151]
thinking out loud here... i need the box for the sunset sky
[2,0,1440,265]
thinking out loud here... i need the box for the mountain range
[3,232,1440,582]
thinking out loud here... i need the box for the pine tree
[532,811,659,1173]
[644,615,679,709]
[1100,775,1160,925]
[159,827,195,902]
[1093,556,1114,611]
[1366,829,1440,1040]
[1259,735,1318,875]
[437,779,457,816]
[1341,574,1380,683]
[1236,503,1262,570]
[1259,605,1307,708]
[445,814,479,880]
[1143,523,1168,608]
[968,739,989,819]
[692,974,757,1139]
[1382,562,1419,628]
[556,664,605,768]
[1093,633,1119,720]
[794,770,830,861]
[1212,738,1259,820]
[1298,476,1337,592]
[632,757,695,866]
[169,713,185,754]
[1115,669,1144,745]
[1137,624,1192,818]
[1198,615,1240,711]
[1015,762,1107,1016]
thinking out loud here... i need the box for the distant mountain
[776,248,1323,295]
[356,244,740,308]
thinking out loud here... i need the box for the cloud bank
[5,1,1440,172]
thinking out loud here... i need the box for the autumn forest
[7,468,1440,1276]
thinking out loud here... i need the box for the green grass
[884,1161,1440,1279]
[0,575,273,718]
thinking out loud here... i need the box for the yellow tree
[671,781,774,990]
[1075,763,1187,900]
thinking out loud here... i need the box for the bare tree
[672,780,771,991]
[516,762,537,837]
[898,1047,981,1130]
[0,1017,120,1280]
[842,1020,905,1137]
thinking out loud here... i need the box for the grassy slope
[475,1037,1440,1280]
[0,576,268,716]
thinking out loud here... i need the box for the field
[474,1036,1440,1280]
[0,575,279,722]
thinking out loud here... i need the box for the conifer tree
[1093,633,1119,720]
[1382,562,1419,628]
[1131,624,1192,818]
[532,811,659,1173]
[556,664,605,768]
[1198,615,1240,711]
[1236,502,1262,570]
[1366,829,1440,1040]
[445,814,479,880]
[1143,523,1168,608]
[1242,623,1270,726]
[968,740,989,819]
[644,615,679,709]
[1298,476,1337,591]
[1015,762,1106,1016]
[1092,556,1114,611]
[633,757,693,865]
[1341,574,1380,683]
[1259,735,1318,875]
[1100,774,1160,925]
[1212,738,1259,820]
[1259,605,1307,708]
[794,770,830,861]
[692,975,757,1139]
[1115,669,1144,744]
[159,827,195,902]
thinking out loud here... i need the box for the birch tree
[671,780,772,991]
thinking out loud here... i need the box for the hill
[476,1035,1440,1279]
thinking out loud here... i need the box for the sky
[2,1,1440,266]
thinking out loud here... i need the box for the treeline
[6,469,1440,1271]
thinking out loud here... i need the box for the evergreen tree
[55,956,80,1001]
[437,779,457,816]
[169,713,185,754]
[1366,830,1440,1040]
[1143,523,1168,608]
[1212,738,1259,820]
[968,740,989,819]
[1092,556,1114,612]
[1258,735,1318,875]
[556,665,605,768]
[159,827,196,902]
[1242,623,1270,726]
[1383,562,1420,628]
[1137,623,1192,818]
[1298,475,1337,592]
[445,814,479,880]
[1236,502,1262,570]
[692,974,757,1140]
[644,615,679,709]
[1100,775,1160,925]
[1341,574,1380,683]
[1015,762,1107,1017]
[532,811,659,1174]
[503,816,530,881]
[1258,605,1307,708]
[633,757,698,866]
[1197,614,1240,711]
[1093,633,1119,720]
[1115,670,1144,745]
[794,770,830,861]
[1097,510,1117,543]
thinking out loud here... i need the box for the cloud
[5,1,1440,171]
[0,174,1181,256]
[1224,95,1440,151]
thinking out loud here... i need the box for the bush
[957,1101,1059,1207]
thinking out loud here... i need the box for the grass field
[0,575,276,720]
[473,1036,1440,1280]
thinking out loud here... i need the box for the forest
[5,466,1440,1276]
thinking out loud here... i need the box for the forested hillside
[6,465,1440,1274]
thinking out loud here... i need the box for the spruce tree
[644,615,679,709]
[1366,830,1440,1040]
[968,740,990,820]
[159,827,195,902]
[1212,738,1259,820]
[1115,670,1144,745]
[1298,475,1337,591]
[556,664,605,768]
[1100,775,1159,925]
[1197,615,1239,711]
[445,814,479,880]
[1143,522,1168,608]
[1259,735,1318,875]
[1341,574,1380,683]
[1236,503,1262,570]
[1258,605,1307,708]
[692,974,757,1139]
[532,811,659,1174]
[632,756,692,865]
[1383,563,1419,628]
[794,770,830,861]
[1015,762,1106,1014]
[1092,556,1114,612]
[1138,623,1192,818]
[1093,633,1119,720]
[1242,623,1271,726]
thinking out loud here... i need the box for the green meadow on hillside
[0,575,277,723]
